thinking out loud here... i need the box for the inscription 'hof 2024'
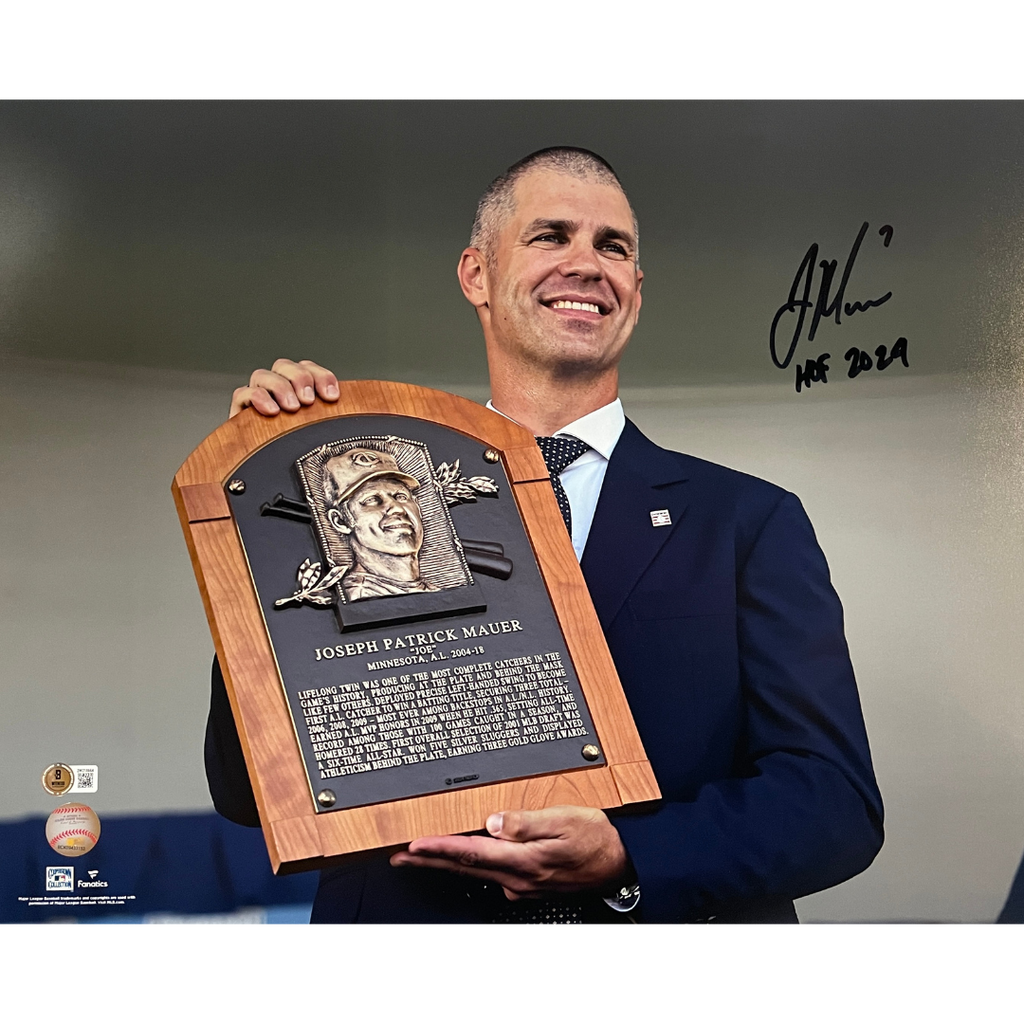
[298,650,588,779]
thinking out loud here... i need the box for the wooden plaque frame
[173,382,660,873]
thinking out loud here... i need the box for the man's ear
[327,508,352,535]
[634,266,643,325]
[457,247,490,309]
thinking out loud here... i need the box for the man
[321,447,437,601]
[206,147,884,923]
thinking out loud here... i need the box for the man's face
[483,168,643,375]
[339,476,424,557]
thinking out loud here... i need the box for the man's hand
[389,805,629,901]
[229,358,340,418]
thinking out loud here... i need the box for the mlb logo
[46,866,74,891]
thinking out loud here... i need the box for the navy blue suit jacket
[580,420,883,921]
[205,419,883,923]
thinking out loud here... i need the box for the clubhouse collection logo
[45,866,74,892]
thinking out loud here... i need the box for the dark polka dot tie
[535,434,590,535]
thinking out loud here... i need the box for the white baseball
[46,802,101,857]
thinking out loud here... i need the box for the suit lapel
[581,419,690,629]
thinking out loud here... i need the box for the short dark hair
[469,146,639,264]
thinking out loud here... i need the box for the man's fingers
[229,385,280,418]
[229,359,340,418]
[498,887,550,901]
[249,368,302,411]
[270,358,340,405]
[486,805,593,843]
[297,359,340,402]
[389,851,538,893]
[270,358,316,405]
[391,808,627,898]
[402,834,537,875]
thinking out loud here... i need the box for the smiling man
[206,147,884,924]
[460,155,642,439]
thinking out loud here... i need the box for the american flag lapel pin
[650,509,672,527]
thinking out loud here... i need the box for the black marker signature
[770,222,893,371]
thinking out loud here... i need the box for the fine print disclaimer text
[20,895,137,908]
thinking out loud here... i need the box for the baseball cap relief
[326,448,420,502]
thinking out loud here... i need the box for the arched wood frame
[173,382,660,873]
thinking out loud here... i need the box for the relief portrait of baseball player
[320,446,438,602]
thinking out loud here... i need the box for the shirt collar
[485,398,625,461]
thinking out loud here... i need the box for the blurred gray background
[3,101,1023,922]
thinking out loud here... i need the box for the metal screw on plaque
[581,744,601,762]
[317,789,336,807]
[483,448,500,464]
[227,479,246,495]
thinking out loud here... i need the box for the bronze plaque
[174,382,658,870]
[230,416,604,811]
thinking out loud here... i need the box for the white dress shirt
[485,398,626,561]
